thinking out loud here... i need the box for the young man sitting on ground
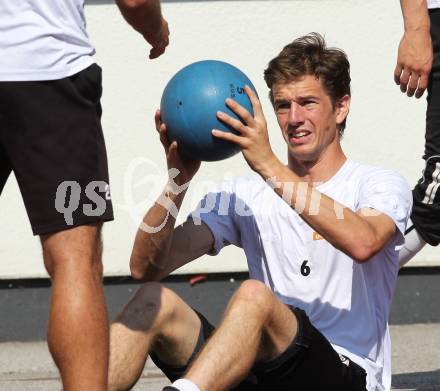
[109,33,412,391]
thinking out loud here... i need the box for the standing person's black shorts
[0,63,114,235]
[411,9,440,246]
[150,308,367,391]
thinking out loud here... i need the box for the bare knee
[114,282,201,363]
[231,279,273,312]
[230,280,297,362]
[221,280,276,329]
[41,223,103,279]
[115,282,180,333]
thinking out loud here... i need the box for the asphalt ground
[0,324,439,391]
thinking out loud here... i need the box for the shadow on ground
[392,370,440,390]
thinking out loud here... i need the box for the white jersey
[191,159,412,391]
[428,0,440,9]
[0,0,95,81]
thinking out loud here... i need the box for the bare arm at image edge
[115,0,169,59]
[395,0,433,98]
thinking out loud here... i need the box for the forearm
[260,160,383,262]
[130,183,187,280]
[400,0,430,32]
[115,0,163,36]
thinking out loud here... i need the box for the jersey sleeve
[190,182,242,255]
[357,170,412,245]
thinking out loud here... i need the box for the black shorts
[150,307,367,391]
[0,64,114,235]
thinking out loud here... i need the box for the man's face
[272,75,349,164]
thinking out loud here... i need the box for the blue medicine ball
[160,60,257,161]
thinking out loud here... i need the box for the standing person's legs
[400,9,440,265]
[0,63,114,390]
[42,224,108,390]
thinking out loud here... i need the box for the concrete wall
[0,0,438,278]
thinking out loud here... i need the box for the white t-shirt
[191,159,412,391]
[0,0,95,81]
[428,0,440,9]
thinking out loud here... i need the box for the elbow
[348,237,382,264]
[130,263,147,281]
[351,250,374,264]
[129,256,162,282]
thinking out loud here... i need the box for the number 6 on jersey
[301,260,311,276]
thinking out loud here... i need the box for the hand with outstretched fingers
[213,86,279,174]
[155,109,201,189]
[394,28,433,98]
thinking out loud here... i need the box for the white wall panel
[0,0,437,278]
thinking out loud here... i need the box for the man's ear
[335,94,351,126]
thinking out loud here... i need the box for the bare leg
[41,224,108,391]
[185,280,298,391]
[109,282,201,391]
